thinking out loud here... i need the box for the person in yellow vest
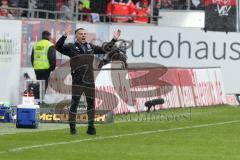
[31,30,56,91]
[79,0,92,22]
[81,0,90,9]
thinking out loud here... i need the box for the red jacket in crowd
[107,0,135,22]
[0,0,9,17]
[133,0,150,23]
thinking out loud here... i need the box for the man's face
[76,29,87,43]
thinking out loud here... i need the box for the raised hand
[63,28,72,37]
[113,29,121,40]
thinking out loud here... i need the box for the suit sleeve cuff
[111,38,117,43]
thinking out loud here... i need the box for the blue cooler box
[0,107,12,122]
[16,105,40,128]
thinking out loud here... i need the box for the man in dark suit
[55,28,121,135]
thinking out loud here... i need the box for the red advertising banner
[47,65,226,114]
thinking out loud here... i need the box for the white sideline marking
[0,123,85,136]
[0,120,239,154]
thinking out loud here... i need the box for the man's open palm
[114,29,121,40]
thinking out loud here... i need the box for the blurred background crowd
[0,0,204,23]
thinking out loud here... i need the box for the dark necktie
[80,43,87,54]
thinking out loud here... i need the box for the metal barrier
[0,6,161,24]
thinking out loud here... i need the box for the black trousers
[34,69,51,91]
[69,73,95,127]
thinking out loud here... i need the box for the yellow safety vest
[33,39,53,70]
[82,0,90,9]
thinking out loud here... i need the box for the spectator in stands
[90,0,108,15]
[153,0,161,21]
[107,0,135,23]
[31,31,56,91]
[133,0,150,23]
[28,0,37,18]
[81,0,90,9]
[0,0,9,17]
[173,0,187,9]
[56,0,64,19]
[37,0,56,19]
[79,0,92,22]
[8,1,18,18]
[77,1,84,20]
[77,1,88,22]
[160,0,173,9]
[60,0,73,20]
[17,0,28,17]
[56,0,64,11]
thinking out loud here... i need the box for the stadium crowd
[0,0,204,23]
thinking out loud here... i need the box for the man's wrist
[112,38,117,42]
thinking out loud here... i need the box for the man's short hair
[42,30,51,40]
[75,28,86,34]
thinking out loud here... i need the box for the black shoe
[87,126,96,135]
[69,122,77,135]
[70,128,77,135]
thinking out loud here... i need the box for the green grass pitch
[0,105,240,160]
